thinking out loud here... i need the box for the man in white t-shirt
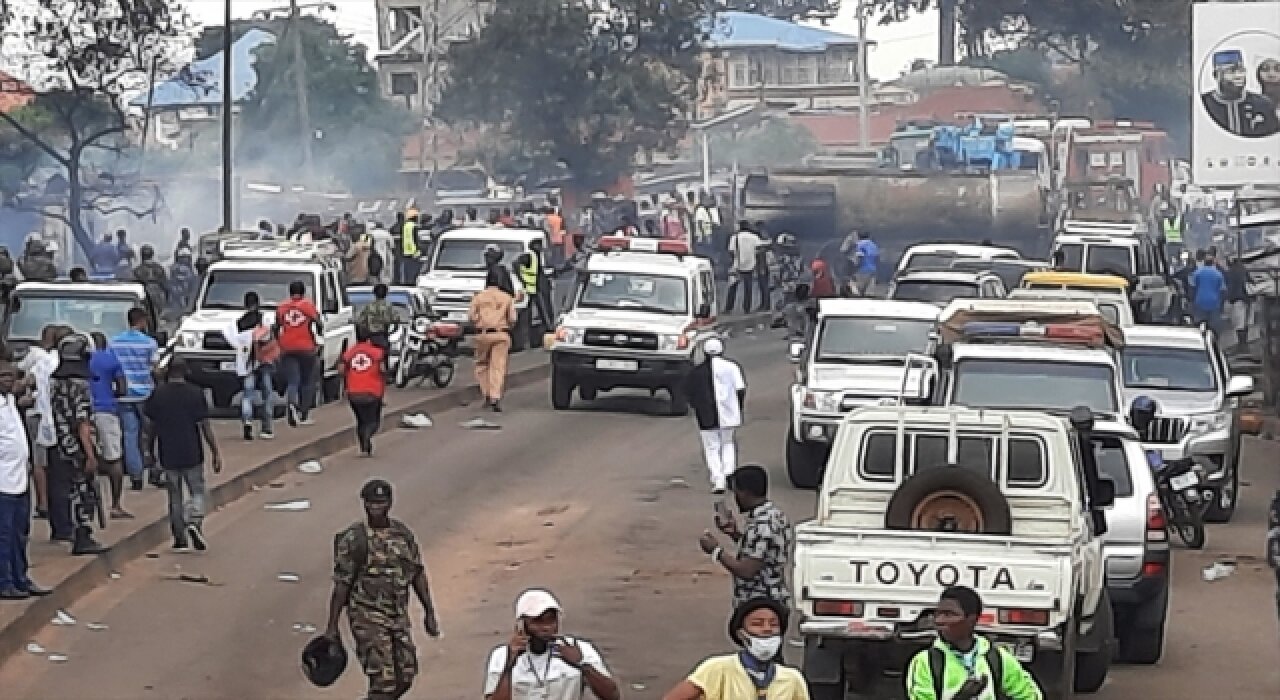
[0,358,51,599]
[726,223,762,314]
[684,336,748,493]
[484,589,620,700]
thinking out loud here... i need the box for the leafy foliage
[437,0,708,190]
[0,0,189,254]
[0,104,51,197]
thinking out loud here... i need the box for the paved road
[0,331,1277,699]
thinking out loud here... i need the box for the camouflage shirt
[51,377,94,463]
[356,299,399,334]
[333,521,422,629]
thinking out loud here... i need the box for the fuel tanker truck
[742,119,1053,273]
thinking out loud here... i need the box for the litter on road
[86,623,108,631]
[264,499,312,512]
[51,610,76,626]
[277,573,301,583]
[297,460,324,474]
[1202,561,1237,582]
[292,623,318,634]
[47,654,69,663]
[401,413,434,428]
[25,642,46,654]
[460,417,501,430]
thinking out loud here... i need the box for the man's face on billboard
[1216,64,1247,94]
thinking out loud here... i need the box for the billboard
[1192,1,1280,187]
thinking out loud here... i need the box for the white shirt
[484,638,610,700]
[710,356,746,428]
[17,346,58,446]
[728,231,762,272]
[0,395,31,495]
[223,322,256,377]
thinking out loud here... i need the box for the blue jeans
[118,402,145,480]
[241,367,275,433]
[0,490,33,591]
[281,352,317,419]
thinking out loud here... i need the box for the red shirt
[276,296,319,353]
[342,342,386,398]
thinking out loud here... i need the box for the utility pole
[221,0,233,231]
[938,0,957,66]
[289,0,315,174]
[857,0,870,149]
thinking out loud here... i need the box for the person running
[469,268,516,412]
[484,589,620,700]
[87,332,130,518]
[662,598,807,700]
[143,358,222,552]
[906,586,1042,700]
[276,280,323,427]
[343,327,388,456]
[225,292,278,441]
[685,336,746,493]
[326,479,441,700]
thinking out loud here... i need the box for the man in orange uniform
[468,269,516,412]
[341,327,387,456]
[275,280,323,427]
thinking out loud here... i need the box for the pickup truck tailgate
[795,526,1073,630]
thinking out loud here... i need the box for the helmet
[1129,395,1157,432]
[301,635,348,687]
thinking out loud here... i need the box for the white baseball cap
[515,589,561,619]
[704,337,724,356]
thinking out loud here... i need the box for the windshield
[7,294,142,341]
[1057,243,1083,270]
[1017,150,1042,171]
[817,317,935,359]
[200,270,312,310]
[1085,245,1134,276]
[349,292,415,323]
[431,239,526,272]
[1122,346,1216,391]
[579,272,688,315]
[902,253,958,271]
[953,359,1117,413]
[891,281,979,304]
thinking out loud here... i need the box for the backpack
[368,248,384,277]
[251,325,281,365]
[929,644,1007,700]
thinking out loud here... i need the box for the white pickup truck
[794,406,1115,700]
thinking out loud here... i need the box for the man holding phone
[483,588,620,700]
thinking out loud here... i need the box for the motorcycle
[394,314,463,389]
[1152,455,1208,549]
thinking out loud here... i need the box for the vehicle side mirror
[1226,375,1254,397]
[788,342,805,363]
[696,303,711,319]
[1093,478,1116,509]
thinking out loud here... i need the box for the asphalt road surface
[1,332,1277,699]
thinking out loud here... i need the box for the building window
[731,60,748,88]
[390,72,418,96]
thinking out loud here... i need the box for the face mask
[744,634,782,662]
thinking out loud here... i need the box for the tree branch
[8,200,73,226]
[0,110,70,168]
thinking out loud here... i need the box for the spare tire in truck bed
[885,467,1012,535]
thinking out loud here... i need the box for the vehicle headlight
[178,330,201,349]
[803,390,842,413]
[658,333,690,352]
[555,326,585,345]
[413,317,431,334]
[1188,412,1228,435]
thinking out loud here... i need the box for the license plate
[1170,472,1199,491]
[596,359,638,372]
[219,361,236,371]
[447,311,468,321]
[999,641,1035,663]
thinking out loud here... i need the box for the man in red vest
[275,281,323,427]
[342,327,387,456]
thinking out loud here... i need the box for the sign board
[1192,2,1280,187]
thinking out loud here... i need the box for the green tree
[437,0,708,191]
[195,15,412,193]
[0,103,52,197]
[0,0,187,255]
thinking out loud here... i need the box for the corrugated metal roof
[706,11,861,52]
[130,29,276,109]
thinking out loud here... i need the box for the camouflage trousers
[350,618,418,695]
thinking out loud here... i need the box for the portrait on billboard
[1199,47,1280,138]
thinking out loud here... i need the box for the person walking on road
[343,327,388,456]
[143,358,222,552]
[848,230,880,296]
[110,308,159,490]
[484,588,620,700]
[225,292,278,441]
[326,479,441,700]
[685,337,746,493]
[725,222,762,314]
[87,332,130,519]
[906,586,1042,700]
[469,268,517,412]
[0,357,52,600]
[662,597,807,700]
[48,334,107,555]
[698,465,793,610]
[356,283,399,356]
[276,280,323,427]
[1189,251,1227,333]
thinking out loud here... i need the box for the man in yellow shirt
[663,598,808,700]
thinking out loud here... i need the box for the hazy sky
[181,1,938,82]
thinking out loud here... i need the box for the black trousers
[349,395,383,452]
[724,271,755,314]
[46,450,75,540]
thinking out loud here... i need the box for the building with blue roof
[698,11,872,115]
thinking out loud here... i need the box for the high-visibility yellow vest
[518,251,539,292]
[402,221,418,256]
[1163,216,1182,244]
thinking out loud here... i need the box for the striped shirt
[109,329,158,401]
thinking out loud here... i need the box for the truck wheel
[511,310,530,353]
[1074,592,1114,693]
[1117,585,1167,664]
[1203,460,1238,523]
[551,370,573,410]
[668,386,690,416]
[786,426,824,490]
[884,467,1012,535]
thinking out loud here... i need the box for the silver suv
[1119,326,1255,523]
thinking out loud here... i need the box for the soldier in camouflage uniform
[355,283,400,356]
[325,479,440,700]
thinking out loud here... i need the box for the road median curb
[0,312,772,665]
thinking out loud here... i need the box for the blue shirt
[855,239,880,275]
[1190,264,1225,311]
[109,329,158,401]
[88,349,125,412]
